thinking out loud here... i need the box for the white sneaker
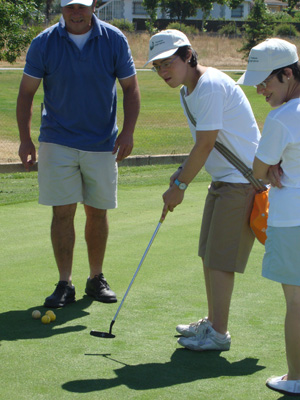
[176,317,211,337]
[177,325,231,351]
[266,375,300,395]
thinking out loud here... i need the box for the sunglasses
[255,70,282,89]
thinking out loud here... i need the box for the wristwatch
[174,179,188,190]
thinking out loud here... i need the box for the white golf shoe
[176,317,211,337]
[177,325,231,351]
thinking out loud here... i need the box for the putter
[90,213,167,339]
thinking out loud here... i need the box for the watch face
[175,179,187,190]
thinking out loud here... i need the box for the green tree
[239,0,275,59]
[160,0,201,22]
[143,0,159,32]
[0,0,41,63]
[283,0,298,14]
[161,0,243,31]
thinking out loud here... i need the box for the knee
[52,204,77,222]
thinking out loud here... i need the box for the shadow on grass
[62,349,265,392]
[0,295,93,341]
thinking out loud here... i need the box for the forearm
[17,93,34,143]
[177,142,212,185]
[253,156,270,181]
[121,80,140,135]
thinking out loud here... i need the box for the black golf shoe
[85,273,117,303]
[44,281,76,308]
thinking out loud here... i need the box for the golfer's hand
[113,131,133,162]
[267,163,283,188]
[19,140,36,171]
[161,185,184,219]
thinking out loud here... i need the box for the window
[231,5,243,18]
[133,1,147,15]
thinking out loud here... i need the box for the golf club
[90,213,167,339]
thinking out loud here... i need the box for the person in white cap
[145,30,260,351]
[17,0,140,308]
[238,38,300,396]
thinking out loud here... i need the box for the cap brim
[236,70,272,86]
[143,48,178,68]
[61,0,93,6]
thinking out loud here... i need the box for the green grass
[0,70,270,160]
[0,165,287,400]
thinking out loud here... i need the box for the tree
[283,0,298,15]
[160,0,201,22]
[160,0,244,31]
[239,0,275,59]
[143,0,159,32]
[0,0,41,63]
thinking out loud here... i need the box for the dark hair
[175,45,198,68]
[272,61,300,82]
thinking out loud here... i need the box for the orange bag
[250,188,269,245]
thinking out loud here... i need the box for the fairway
[0,166,286,400]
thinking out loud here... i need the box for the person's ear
[283,67,293,80]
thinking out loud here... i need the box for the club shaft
[112,219,163,323]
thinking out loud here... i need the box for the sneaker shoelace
[190,319,208,334]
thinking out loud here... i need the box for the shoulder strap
[180,86,267,192]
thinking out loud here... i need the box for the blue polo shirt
[24,15,136,152]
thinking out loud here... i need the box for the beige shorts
[38,143,118,209]
[199,181,255,273]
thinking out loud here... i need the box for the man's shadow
[62,349,266,392]
[0,295,93,342]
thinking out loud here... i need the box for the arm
[161,130,218,219]
[253,157,271,181]
[113,74,140,162]
[17,74,42,171]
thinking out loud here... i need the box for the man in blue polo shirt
[16,0,140,308]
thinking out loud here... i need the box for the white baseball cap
[61,0,94,6]
[144,29,191,67]
[237,38,299,86]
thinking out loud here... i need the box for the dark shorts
[199,181,255,273]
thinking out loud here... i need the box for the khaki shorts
[38,143,118,209]
[199,181,255,273]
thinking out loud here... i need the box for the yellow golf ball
[32,310,41,319]
[41,315,51,324]
[45,310,56,321]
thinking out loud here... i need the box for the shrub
[272,11,294,23]
[218,22,241,37]
[274,23,298,37]
[108,18,135,32]
[166,22,199,36]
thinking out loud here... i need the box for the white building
[95,0,252,23]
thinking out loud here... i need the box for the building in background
[96,0,252,25]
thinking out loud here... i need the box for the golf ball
[41,315,51,324]
[32,310,41,319]
[45,310,56,321]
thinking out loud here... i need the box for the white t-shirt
[181,67,260,183]
[68,30,92,51]
[255,98,300,227]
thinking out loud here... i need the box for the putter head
[90,330,115,339]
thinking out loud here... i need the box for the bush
[218,22,241,37]
[274,23,298,37]
[108,18,135,32]
[272,11,294,23]
[166,22,199,35]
